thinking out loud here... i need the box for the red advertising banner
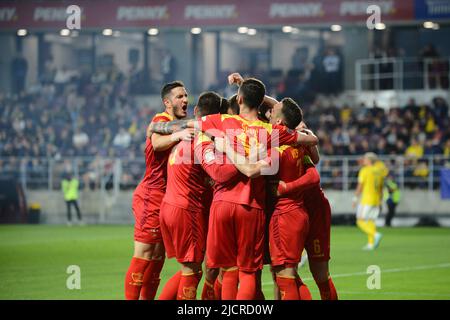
[0,0,415,30]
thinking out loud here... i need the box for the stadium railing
[355,57,450,91]
[1,155,449,194]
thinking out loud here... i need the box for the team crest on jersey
[182,286,197,300]
[204,150,216,163]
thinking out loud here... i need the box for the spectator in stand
[322,48,342,95]
[73,128,89,153]
[113,127,132,153]
[405,138,424,159]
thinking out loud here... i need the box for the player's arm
[295,129,319,146]
[277,165,320,197]
[214,137,269,179]
[296,122,320,163]
[150,129,195,151]
[353,171,364,208]
[146,119,196,137]
[194,138,240,183]
[306,145,320,164]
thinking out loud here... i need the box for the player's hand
[228,72,244,86]
[352,196,358,209]
[276,180,288,197]
[296,121,308,130]
[171,128,195,142]
[214,137,227,153]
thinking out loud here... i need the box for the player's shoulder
[201,113,223,122]
[194,132,213,146]
[152,111,173,123]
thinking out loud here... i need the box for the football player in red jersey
[157,92,243,300]
[124,81,195,300]
[214,97,320,300]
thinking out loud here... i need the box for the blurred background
[1,0,450,226]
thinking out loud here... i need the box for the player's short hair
[238,78,266,110]
[161,81,185,100]
[364,152,378,162]
[226,94,240,115]
[280,98,303,130]
[197,91,223,117]
[258,102,272,122]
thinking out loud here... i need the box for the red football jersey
[274,145,306,211]
[162,137,210,213]
[195,114,299,209]
[135,112,173,195]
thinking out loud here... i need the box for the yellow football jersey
[374,160,389,178]
[358,165,384,206]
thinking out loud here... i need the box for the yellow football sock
[357,219,375,245]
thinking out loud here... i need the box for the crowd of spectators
[1,61,450,190]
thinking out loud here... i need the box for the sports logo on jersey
[204,150,216,163]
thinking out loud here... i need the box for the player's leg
[201,266,219,300]
[213,268,223,300]
[306,199,338,300]
[368,207,382,248]
[254,268,265,300]
[273,265,300,300]
[138,190,167,300]
[270,208,310,300]
[207,201,239,300]
[235,205,265,300]
[177,262,203,300]
[125,190,165,300]
[308,260,337,300]
[356,205,375,249]
[124,240,152,300]
[271,268,280,300]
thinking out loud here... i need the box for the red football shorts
[132,187,165,244]
[159,201,207,263]
[269,206,309,268]
[304,194,331,262]
[206,201,265,272]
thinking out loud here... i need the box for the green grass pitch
[1,225,450,300]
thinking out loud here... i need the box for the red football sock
[296,276,312,300]
[222,269,239,300]
[124,257,150,300]
[236,271,256,300]
[316,277,338,300]
[159,271,182,300]
[139,258,165,300]
[201,279,216,300]
[177,273,201,300]
[276,276,300,300]
[214,277,222,300]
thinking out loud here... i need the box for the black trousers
[385,199,397,227]
[66,200,82,221]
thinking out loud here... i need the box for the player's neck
[239,106,258,121]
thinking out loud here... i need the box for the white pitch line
[334,290,450,297]
[262,262,450,286]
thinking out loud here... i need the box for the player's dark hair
[238,78,266,110]
[161,81,185,100]
[257,102,271,122]
[197,91,222,116]
[281,98,303,130]
[226,94,240,115]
